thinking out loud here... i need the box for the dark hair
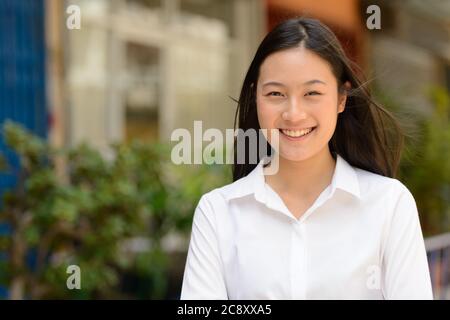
[232,17,404,181]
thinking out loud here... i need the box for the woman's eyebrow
[262,81,285,88]
[262,79,326,88]
[303,79,326,86]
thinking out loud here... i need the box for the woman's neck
[264,147,336,199]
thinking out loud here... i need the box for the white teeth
[281,127,314,137]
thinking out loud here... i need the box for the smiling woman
[257,47,347,165]
[180,17,433,300]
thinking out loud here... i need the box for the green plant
[0,121,230,299]
[375,86,450,236]
[397,87,450,236]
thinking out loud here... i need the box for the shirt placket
[291,220,307,299]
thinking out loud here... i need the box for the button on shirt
[180,154,433,299]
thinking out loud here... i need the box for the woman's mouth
[279,126,316,140]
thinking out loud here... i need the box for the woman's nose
[282,98,307,122]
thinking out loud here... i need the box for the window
[124,43,160,142]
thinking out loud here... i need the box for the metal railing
[425,232,450,300]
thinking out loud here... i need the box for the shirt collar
[223,153,361,202]
[330,153,361,199]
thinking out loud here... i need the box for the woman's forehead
[258,47,335,86]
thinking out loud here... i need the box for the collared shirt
[180,154,433,299]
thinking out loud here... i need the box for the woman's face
[256,46,348,162]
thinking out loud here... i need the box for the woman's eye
[267,91,284,97]
[305,91,321,96]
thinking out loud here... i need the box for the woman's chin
[278,148,314,162]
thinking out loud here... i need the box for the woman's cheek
[257,101,281,147]
[257,101,278,129]
[316,100,339,138]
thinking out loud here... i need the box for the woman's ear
[338,81,351,114]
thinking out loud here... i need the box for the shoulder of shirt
[352,167,419,230]
[196,177,251,211]
[352,166,415,203]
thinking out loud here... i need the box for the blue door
[0,0,47,193]
[0,0,47,298]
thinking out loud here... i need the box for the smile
[280,127,316,138]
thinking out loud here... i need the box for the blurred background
[0,0,449,299]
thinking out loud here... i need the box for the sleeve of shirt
[381,182,433,300]
[180,194,228,300]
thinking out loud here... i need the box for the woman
[180,17,432,299]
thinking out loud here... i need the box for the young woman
[180,18,432,300]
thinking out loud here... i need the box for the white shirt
[180,154,433,300]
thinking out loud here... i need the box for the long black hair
[232,17,404,181]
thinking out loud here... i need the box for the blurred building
[48,0,265,152]
[361,0,450,114]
